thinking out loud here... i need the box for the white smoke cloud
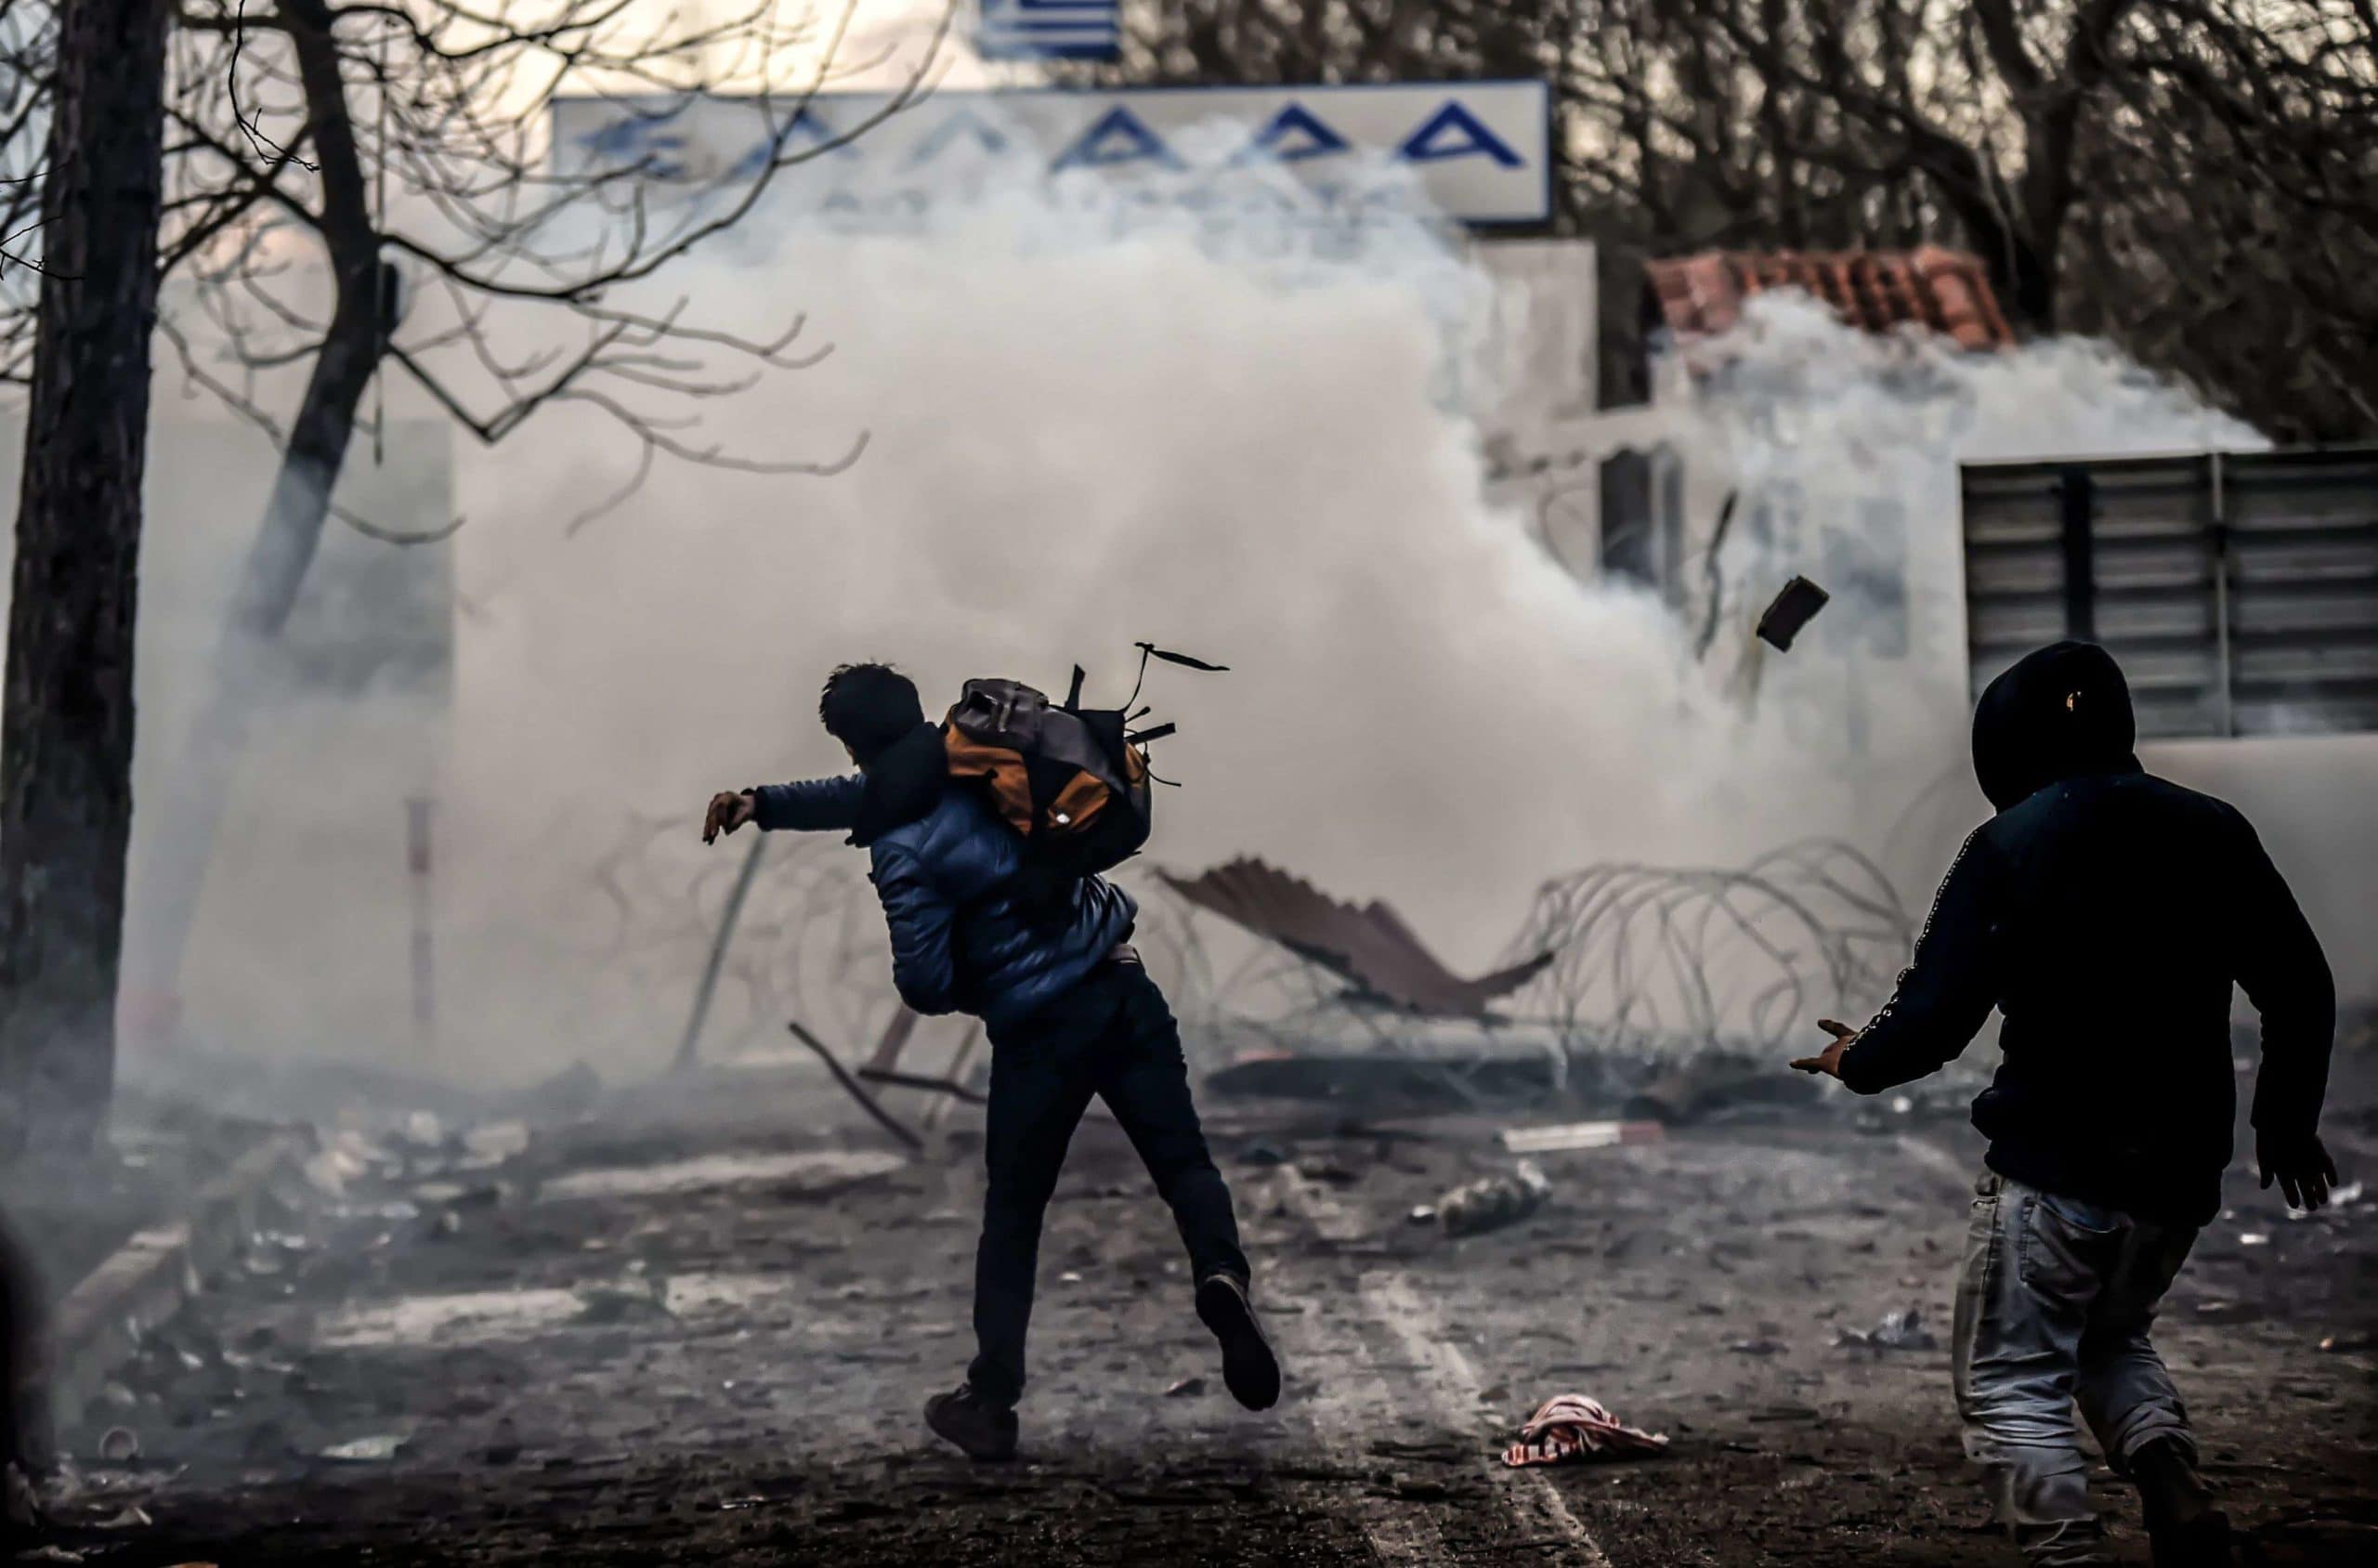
[82,122,2362,1091]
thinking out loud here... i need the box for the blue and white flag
[977,0,1119,61]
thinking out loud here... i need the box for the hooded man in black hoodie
[1791,642,2336,1568]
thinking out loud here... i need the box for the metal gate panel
[1963,448,2378,738]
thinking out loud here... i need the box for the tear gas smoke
[12,125,2358,1092]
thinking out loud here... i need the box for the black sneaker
[2135,1438,2233,1568]
[1195,1274,1281,1411]
[924,1383,1017,1462]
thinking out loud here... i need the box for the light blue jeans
[1953,1171,2200,1566]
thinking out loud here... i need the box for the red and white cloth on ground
[1501,1392,1668,1469]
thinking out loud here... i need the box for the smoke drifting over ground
[73,138,2359,1091]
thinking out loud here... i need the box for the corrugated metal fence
[1962,448,2378,738]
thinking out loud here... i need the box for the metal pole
[406,797,433,1050]
[674,832,767,1071]
[2210,451,2235,738]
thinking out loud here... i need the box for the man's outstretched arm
[703,776,864,843]
[1794,829,2001,1093]
[751,776,865,832]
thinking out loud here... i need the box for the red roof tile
[1644,246,2015,352]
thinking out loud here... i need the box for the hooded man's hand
[703,791,756,844]
[1790,1018,1861,1079]
[2257,1129,2339,1212]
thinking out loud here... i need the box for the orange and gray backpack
[941,644,1222,885]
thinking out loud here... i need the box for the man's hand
[2257,1129,2339,1212]
[1790,1018,1861,1078]
[702,791,756,844]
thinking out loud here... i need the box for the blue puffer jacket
[751,725,1136,1031]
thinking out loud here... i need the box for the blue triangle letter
[908,107,1012,166]
[777,105,848,155]
[1398,100,1523,167]
[729,105,850,179]
[1052,106,1182,172]
[1234,102,1352,164]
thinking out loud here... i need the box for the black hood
[850,723,948,846]
[1971,641,2142,811]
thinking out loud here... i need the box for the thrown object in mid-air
[1756,575,1832,650]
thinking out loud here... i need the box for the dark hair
[818,662,925,764]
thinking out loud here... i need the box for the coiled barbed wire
[1502,838,1915,1053]
[592,805,1919,1073]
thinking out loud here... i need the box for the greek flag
[977,0,1119,61]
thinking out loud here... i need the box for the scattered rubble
[320,1434,408,1463]
[1498,1120,1665,1154]
[1434,1164,1551,1238]
[574,1279,673,1326]
[461,1121,532,1167]
[1835,1306,1939,1352]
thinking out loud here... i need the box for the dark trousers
[967,960,1248,1408]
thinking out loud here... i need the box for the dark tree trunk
[226,0,385,647]
[118,0,385,1031]
[0,0,173,1159]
